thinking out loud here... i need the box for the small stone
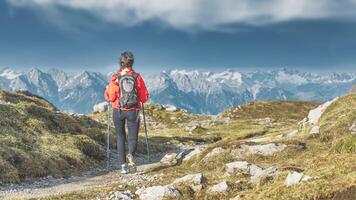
[285,171,312,187]
[207,181,230,194]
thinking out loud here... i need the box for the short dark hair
[119,51,134,68]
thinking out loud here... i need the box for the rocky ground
[0,92,355,200]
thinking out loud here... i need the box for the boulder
[163,104,177,112]
[183,146,206,162]
[201,147,227,162]
[307,97,339,125]
[93,102,108,113]
[250,166,278,183]
[309,126,320,135]
[232,143,287,158]
[207,181,231,194]
[225,161,250,173]
[171,173,205,192]
[285,171,312,187]
[225,161,278,183]
[135,186,181,200]
[159,153,178,166]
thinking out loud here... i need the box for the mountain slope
[0,90,109,184]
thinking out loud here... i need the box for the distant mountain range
[0,67,355,114]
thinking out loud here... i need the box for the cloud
[6,0,356,31]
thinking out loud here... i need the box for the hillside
[0,90,110,184]
[1,94,355,200]
[220,100,319,122]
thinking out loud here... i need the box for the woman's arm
[136,75,149,103]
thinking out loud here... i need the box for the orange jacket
[104,68,149,110]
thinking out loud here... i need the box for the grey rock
[183,146,206,162]
[207,181,230,194]
[159,153,178,166]
[135,186,181,200]
[171,173,205,192]
[93,102,108,113]
[232,143,287,158]
[201,147,227,162]
[225,161,250,173]
[250,166,278,183]
[163,104,177,112]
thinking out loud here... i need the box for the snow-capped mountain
[0,67,355,114]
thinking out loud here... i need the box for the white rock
[171,173,205,192]
[135,186,181,200]
[183,146,206,162]
[250,166,278,183]
[307,97,339,125]
[225,161,250,173]
[160,153,178,165]
[207,181,230,194]
[285,171,312,187]
[232,143,287,158]
[163,104,177,112]
[93,101,108,113]
[201,147,227,162]
[309,126,320,135]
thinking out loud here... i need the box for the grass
[3,92,355,200]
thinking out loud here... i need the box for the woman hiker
[104,51,149,174]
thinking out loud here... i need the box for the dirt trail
[0,150,176,200]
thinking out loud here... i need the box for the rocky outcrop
[201,147,227,162]
[171,173,205,192]
[225,161,278,183]
[135,186,181,200]
[231,143,287,158]
[183,146,206,162]
[306,97,339,125]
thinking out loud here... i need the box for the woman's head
[119,51,134,69]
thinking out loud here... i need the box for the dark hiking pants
[113,109,140,165]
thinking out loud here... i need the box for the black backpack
[118,73,139,109]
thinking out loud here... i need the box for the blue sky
[1,0,356,74]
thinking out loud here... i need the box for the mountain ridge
[0,67,355,114]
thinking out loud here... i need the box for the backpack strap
[132,73,139,79]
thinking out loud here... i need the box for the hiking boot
[120,163,129,174]
[126,154,137,173]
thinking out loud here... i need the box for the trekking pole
[106,102,111,169]
[141,103,150,162]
